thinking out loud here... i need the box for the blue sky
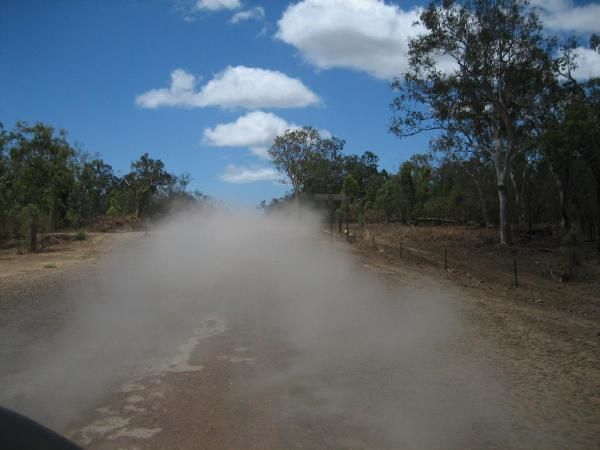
[1,0,599,205]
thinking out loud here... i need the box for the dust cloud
[0,208,508,447]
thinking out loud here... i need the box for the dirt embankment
[349,224,600,321]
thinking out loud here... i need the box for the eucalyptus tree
[0,123,9,237]
[582,80,600,228]
[70,155,116,225]
[8,122,75,233]
[123,153,174,218]
[579,36,600,233]
[398,161,416,223]
[343,151,380,200]
[535,37,600,234]
[342,174,359,234]
[373,180,400,223]
[269,127,345,199]
[391,0,555,244]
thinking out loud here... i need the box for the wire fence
[328,225,590,290]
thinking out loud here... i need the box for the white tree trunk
[493,137,511,245]
[497,182,511,245]
[509,164,529,232]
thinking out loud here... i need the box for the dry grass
[353,223,600,320]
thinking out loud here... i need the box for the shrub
[107,205,119,218]
[75,229,87,241]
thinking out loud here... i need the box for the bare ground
[357,224,600,319]
[1,228,599,449]
[349,238,600,449]
[0,232,143,305]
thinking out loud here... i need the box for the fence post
[513,257,519,288]
[329,195,333,245]
[444,248,448,271]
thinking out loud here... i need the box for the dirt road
[0,229,598,449]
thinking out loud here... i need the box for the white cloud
[531,0,600,33]
[230,6,265,23]
[221,164,281,183]
[203,111,298,158]
[196,0,241,11]
[199,66,321,109]
[276,0,423,80]
[572,47,600,80]
[136,66,321,110]
[135,69,201,109]
[529,0,569,10]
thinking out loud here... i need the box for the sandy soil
[0,232,142,304]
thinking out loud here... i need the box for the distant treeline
[0,121,209,245]
[263,142,599,240]
[262,1,600,245]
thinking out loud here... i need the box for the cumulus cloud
[221,164,281,183]
[531,0,600,33]
[135,69,200,109]
[196,0,241,11]
[276,0,423,80]
[572,47,600,80]
[230,6,265,23]
[203,111,298,158]
[136,66,321,110]
[199,66,321,108]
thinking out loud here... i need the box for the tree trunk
[510,163,530,233]
[473,178,490,226]
[498,183,511,245]
[345,202,349,240]
[135,189,140,218]
[553,169,569,230]
[558,184,568,228]
[30,222,37,252]
[465,160,491,226]
[493,137,511,245]
[597,177,600,244]
[593,167,600,238]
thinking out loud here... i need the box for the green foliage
[342,174,359,200]
[9,123,75,231]
[106,205,119,218]
[0,122,210,242]
[65,210,81,227]
[269,127,345,197]
[75,229,87,241]
[391,0,556,244]
[374,180,401,223]
[20,203,40,231]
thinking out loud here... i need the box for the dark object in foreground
[0,406,82,450]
